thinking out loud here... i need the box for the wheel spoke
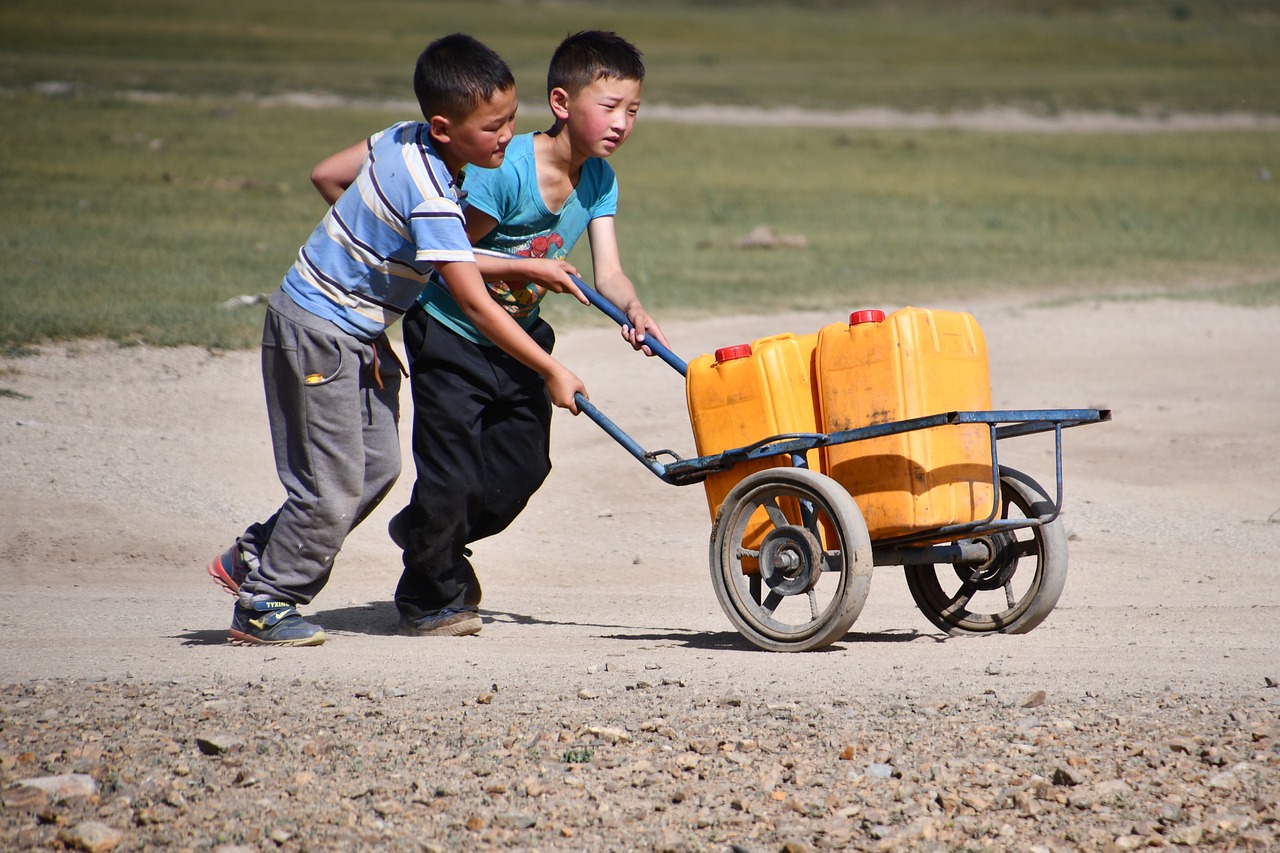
[762,591,784,614]
[939,582,977,620]
[749,574,762,605]
[807,590,819,620]
[761,496,788,528]
[1003,580,1017,610]
[1012,536,1038,561]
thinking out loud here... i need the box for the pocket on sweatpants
[297,336,347,387]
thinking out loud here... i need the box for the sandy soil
[1,295,1277,696]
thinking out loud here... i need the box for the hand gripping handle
[569,274,687,376]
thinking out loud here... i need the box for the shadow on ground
[602,627,944,652]
[176,604,946,649]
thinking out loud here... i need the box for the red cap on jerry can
[714,344,752,362]
[849,309,886,326]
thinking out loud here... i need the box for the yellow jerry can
[815,307,995,540]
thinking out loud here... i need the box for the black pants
[394,305,554,620]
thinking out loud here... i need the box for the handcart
[570,276,1110,652]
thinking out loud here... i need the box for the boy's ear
[548,87,572,122]
[428,115,452,144]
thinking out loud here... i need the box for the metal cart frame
[571,277,1109,651]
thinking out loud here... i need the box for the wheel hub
[956,531,1020,590]
[758,525,823,596]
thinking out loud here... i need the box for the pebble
[2,785,49,811]
[195,734,242,756]
[57,820,123,853]
[586,725,629,744]
[10,774,97,800]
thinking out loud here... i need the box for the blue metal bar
[659,408,1111,480]
[575,404,1110,492]
[871,515,1053,548]
[570,274,688,376]
[574,393,672,480]
[976,422,1002,526]
[1052,422,1066,517]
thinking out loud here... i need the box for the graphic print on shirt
[488,233,566,318]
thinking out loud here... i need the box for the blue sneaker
[398,608,482,637]
[229,599,326,646]
[206,544,252,597]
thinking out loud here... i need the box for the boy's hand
[545,364,587,414]
[436,259,586,414]
[519,260,589,306]
[620,305,670,356]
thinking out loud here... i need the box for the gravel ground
[3,677,1277,852]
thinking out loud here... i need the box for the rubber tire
[905,466,1067,636]
[709,467,873,652]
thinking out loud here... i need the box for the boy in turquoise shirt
[306,31,666,636]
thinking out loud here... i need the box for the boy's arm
[311,140,369,205]
[434,260,587,413]
[587,216,670,351]
[463,207,589,302]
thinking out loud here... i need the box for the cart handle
[569,273,688,376]
[573,392,675,481]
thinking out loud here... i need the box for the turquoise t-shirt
[421,132,619,344]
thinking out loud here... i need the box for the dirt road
[3,294,1277,689]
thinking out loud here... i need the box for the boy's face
[556,76,642,159]
[433,86,518,173]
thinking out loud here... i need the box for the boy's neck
[539,123,589,177]
[438,151,467,184]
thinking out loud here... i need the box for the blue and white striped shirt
[280,122,473,340]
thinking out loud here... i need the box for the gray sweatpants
[236,290,401,605]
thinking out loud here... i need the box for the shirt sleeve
[581,159,619,219]
[401,127,474,265]
[410,195,474,264]
[460,159,517,224]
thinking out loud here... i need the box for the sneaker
[387,513,483,607]
[207,544,250,597]
[398,608,482,637]
[229,599,326,647]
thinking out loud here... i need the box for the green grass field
[1,0,1278,348]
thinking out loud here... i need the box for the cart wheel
[710,467,873,652]
[905,466,1067,636]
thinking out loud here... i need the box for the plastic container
[815,307,994,539]
[686,333,821,550]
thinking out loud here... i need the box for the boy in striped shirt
[206,34,587,646]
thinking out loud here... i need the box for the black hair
[547,30,644,97]
[413,33,515,121]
